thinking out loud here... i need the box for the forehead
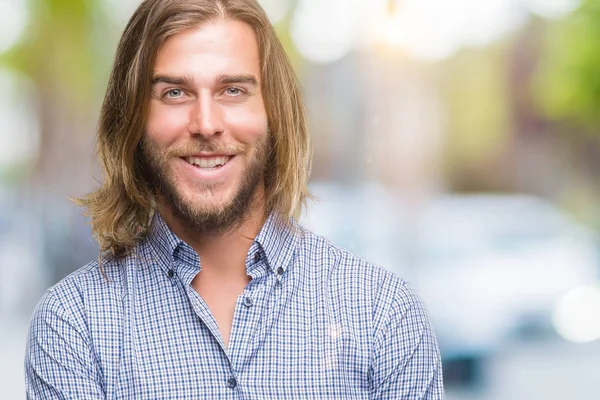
[153,19,261,81]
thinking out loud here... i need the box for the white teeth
[185,156,230,169]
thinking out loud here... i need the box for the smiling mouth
[184,155,232,170]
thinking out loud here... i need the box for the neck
[158,188,268,276]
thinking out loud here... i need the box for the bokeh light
[258,0,293,25]
[102,0,142,26]
[290,0,360,64]
[0,0,29,54]
[0,69,39,168]
[553,284,600,343]
[525,0,581,19]
[381,0,524,61]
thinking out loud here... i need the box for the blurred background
[2,0,600,398]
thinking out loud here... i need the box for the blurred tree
[0,0,116,283]
[534,0,600,133]
[437,43,515,192]
[531,1,600,228]
[0,0,114,189]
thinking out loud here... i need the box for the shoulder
[50,255,121,298]
[296,224,409,288]
[295,224,418,325]
[31,252,131,326]
[41,260,104,308]
[25,263,115,397]
[26,260,106,363]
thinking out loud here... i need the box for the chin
[184,185,238,212]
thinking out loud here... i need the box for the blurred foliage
[439,44,512,165]
[533,0,600,133]
[436,42,515,193]
[0,0,118,191]
[0,0,114,114]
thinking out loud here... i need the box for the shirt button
[276,266,284,276]
[254,252,261,263]
[167,269,175,278]
[226,377,237,389]
[243,296,253,307]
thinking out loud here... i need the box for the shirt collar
[145,213,191,277]
[251,212,300,279]
[145,211,300,279]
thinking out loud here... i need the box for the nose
[188,92,225,138]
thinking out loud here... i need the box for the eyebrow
[152,75,194,86]
[217,74,259,87]
[151,74,259,87]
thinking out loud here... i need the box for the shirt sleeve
[370,284,445,399]
[24,289,105,399]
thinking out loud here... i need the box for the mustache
[166,141,246,157]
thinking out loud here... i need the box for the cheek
[146,103,189,145]
[225,110,268,143]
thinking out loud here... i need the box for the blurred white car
[301,182,600,384]
[412,195,599,349]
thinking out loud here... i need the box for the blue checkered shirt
[25,213,444,399]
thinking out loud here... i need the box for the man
[25,0,444,398]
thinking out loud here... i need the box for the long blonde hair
[76,0,312,258]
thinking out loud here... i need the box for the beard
[139,133,271,237]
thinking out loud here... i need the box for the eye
[164,89,184,99]
[224,87,244,96]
